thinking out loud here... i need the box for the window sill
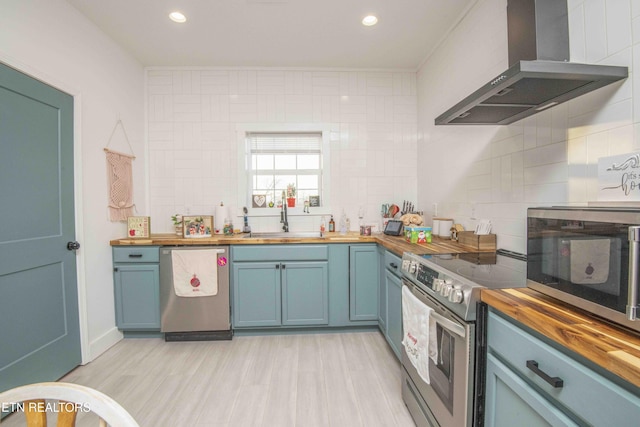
[244,207,332,217]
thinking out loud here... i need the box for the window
[246,132,324,208]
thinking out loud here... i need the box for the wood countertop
[111,233,491,256]
[482,288,640,389]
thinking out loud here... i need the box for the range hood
[435,0,628,125]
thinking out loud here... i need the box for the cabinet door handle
[276,264,280,269]
[128,254,143,258]
[526,360,564,388]
[389,262,398,269]
[281,264,286,269]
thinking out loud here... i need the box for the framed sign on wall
[598,152,640,202]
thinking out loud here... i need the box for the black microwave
[527,206,640,333]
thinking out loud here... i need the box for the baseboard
[86,327,123,363]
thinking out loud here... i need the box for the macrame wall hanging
[104,119,136,222]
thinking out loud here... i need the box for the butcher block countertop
[110,232,491,256]
[482,288,640,389]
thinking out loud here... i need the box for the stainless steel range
[400,250,527,427]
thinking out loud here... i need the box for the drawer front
[384,250,402,277]
[113,246,159,263]
[488,311,640,426]
[232,245,328,262]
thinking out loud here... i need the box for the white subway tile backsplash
[200,71,230,94]
[147,68,418,232]
[467,159,492,177]
[568,98,633,139]
[633,0,640,18]
[491,134,523,157]
[606,0,633,55]
[585,0,608,63]
[524,163,569,185]
[569,1,587,62]
[256,71,285,95]
[523,141,567,168]
[418,0,640,254]
[633,16,640,44]
[524,182,568,203]
[147,0,640,241]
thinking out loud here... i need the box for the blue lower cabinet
[349,245,379,321]
[385,269,403,359]
[231,245,330,329]
[282,262,329,326]
[113,247,161,331]
[377,246,387,331]
[377,249,402,360]
[485,353,578,427]
[486,309,640,426]
[233,262,281,328]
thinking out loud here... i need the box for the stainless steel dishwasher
[159,246,232,341]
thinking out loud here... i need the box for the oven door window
[429,324,454,414]
[527,218,630,314]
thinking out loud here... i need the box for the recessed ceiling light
[362,15,378,26]
[169,11,187,23]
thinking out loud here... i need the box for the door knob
[67,241,80,251]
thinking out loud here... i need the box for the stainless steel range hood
[435,0,628,125]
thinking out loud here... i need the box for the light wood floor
[4,331,415,426]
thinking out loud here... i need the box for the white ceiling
[65,0,476,69]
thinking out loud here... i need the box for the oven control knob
[409,262,417,274]
[431,279,441,292]
[443,277,454,286]
[449,288,464,304]
[441,284,453,297]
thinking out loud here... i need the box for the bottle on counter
[339,210,347,234]
[328,215,335,232]
[320,216,326,233]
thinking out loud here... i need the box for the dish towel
[171,249,223,297]
[401,285,438,384]
[570,239,610,285]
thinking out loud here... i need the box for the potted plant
[286,183,296,207]
[171,214,183,235]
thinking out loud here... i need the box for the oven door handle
[402,279,467,338]
[430,311,466,339]
[627,226,640,321]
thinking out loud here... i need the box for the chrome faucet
[281,190,289,232]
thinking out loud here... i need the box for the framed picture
[309,195,320,207]
[182,215,213,238]
[127,216,150,238]
[252,194,267,208]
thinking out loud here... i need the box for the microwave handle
[627,226,640,321]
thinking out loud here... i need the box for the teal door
[0,62,80,394]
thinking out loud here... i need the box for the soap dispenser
[328,215,335,232]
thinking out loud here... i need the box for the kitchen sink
[243,231,323,239]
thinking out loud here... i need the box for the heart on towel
[253,195,266,207]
